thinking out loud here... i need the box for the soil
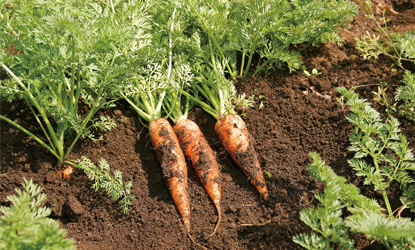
[1,1,415,249]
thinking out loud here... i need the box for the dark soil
[1,1,415,249]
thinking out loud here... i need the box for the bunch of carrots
[114,50,270,249]
[59,6,270,249]
[118,62,269,249]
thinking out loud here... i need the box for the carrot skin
[149,118,191,232]
[173,119,221,237]
[215,114,269,200]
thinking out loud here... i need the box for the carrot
[58,166,74,179]
[176,60,270,200]
[215,114,269,200]
[173,118,221,238]
[149,118,206,249]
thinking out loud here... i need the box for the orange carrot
[173,118,221,238]
[215,114,269,201]
[149,118,206,249]
[58,166,74,179]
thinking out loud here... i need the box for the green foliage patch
[0,179,76,250]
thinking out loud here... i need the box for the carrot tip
[206,205,221,239]
[187,231,207,250]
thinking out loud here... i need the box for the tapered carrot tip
[215,114,270,200]
[149,118,191,230]
[174,119,222,238]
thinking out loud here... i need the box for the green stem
[373,160,392,215]
[1,64,64,162]
[70,36,76,112]
[26,103,56,153]
[120,92,153,123]
[110,0,116,14]
[240,49,246,76]
[0,115,60,160]
[73,71,82,113]
[176,88,219,120]
[65,89,105,158]
[241,30,259,82]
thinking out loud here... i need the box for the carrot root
[207,205,221,239]
[150,118,206,249]
[215,114,269,200]
[58,166,74,179]
[174,118,222,238]
[149,118,191,232]
[188,233,207,250]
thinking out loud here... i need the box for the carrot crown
[178,59,253,120]
[162,63,196,124]
[118,63,168,123]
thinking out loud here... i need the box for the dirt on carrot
[58,166,74,179]
[149,118,190,231]
[173,118,222,238]
[215,114,269,200]
[149,118,206,249]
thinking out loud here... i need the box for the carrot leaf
[0,179,76,250]
[76,157,134,214]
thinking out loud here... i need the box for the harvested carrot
[149,118,191,231]
[173,118,221,238]
[177,62,270,200]
[149,118,206,249]
[215,114,269,201]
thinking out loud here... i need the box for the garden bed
[1,0,415,249]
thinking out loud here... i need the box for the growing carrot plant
[337,87,415,215]
[294,153,415,250]
[0,179,75,250]
[180,0,358,80]
[76,157,134,214]
[0,0,153,166]
[355,1,415,68]
[396,71,415,124]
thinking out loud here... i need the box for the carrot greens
[337,87,415,215]
[75,157,134,214]
[0,0,153,166]
[395,71,415,124]
[0,179,75,250]
[181,0,358,80]
[294,153,415,250]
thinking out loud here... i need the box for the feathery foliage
[76,157,134,214]
[395,71,415,124]
[294,153,415,250]
[355,1,415,68]
[0,0,153,165]
[0,179,75,250]
[337,87,415,215]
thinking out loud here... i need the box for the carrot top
[118,63,168,123]
[162,64,195,124]
[178,58,253,121]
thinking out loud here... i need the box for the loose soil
[1,1,415,249]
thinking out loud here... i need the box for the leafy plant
[0,0,153,166]
[0,179,76,250]
[395,70,415,123]
[248,0,358,78]
[170,0,358,81]
[294,152,415,250]
[76,157,134,214]
[355,1,415,68]
[337,87,415,215]
[372,81,396,114]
